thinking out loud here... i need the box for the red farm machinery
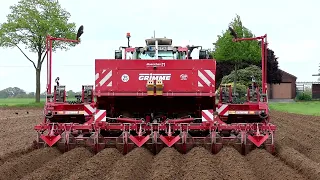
[34,26,276,155]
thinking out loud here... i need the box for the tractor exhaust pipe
[155,39,159,59]
[126,32,131,47]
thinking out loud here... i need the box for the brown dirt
[21,147,93,180]
[150,147,183,180]
[214,146,257,180]
[180,147,222,180]
[0,109,42,164]
[65,148,122,180]
[1,108,320,180]
[276,145,320,180]
[106,148,153,180]
[0,148,61,180]
[271,111,320,162]
[0,108,42,119]
[246,149,307,180]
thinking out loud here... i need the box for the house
[267,70,297,99]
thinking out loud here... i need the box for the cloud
[271,40,318,63]
[0,69,8,77]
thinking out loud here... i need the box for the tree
[212,14,282,87]
[265,48,282,84]
[0,87,26,98]
[213,15,261,63]
[66,90,76,98]
[0,0,79,102]
[212,15,261,93]
[27,92,35,98]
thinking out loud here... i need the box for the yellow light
[156,80,164,95]
[147,80,154,95]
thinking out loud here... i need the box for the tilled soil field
[0,108,319,180]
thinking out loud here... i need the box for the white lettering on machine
[138,73,171,81]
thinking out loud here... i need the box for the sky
[0,0,319,92]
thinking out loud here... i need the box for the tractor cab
[114,33,211,60]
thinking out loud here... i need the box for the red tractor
[34,27,276,155]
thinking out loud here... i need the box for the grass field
[0,98,319,115]
[0,98,45,107]
[269,101,320,116]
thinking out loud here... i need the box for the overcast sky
[0,0,319,92]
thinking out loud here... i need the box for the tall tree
[0,0,79,102]
[212,14,282,87]
[265,48,282,84]
[213,15,261,92]
[213,15,261,63]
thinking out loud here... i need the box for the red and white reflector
[202,109,214,122]
[94,109,107,122]
[84,104,96,116]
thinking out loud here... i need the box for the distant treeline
[0,87,79,98]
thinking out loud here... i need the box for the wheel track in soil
[272,111,320,126]
[274,126,320,178]
[270,111,320,179]
[275,144,320,180]
[273,113,320,140]
[271,113,320,163]
[275,121,320,156]
[277,124,320,159]
[0,109,318,180]
[274,114,320,137]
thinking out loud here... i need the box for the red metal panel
[116,69,196,92]
[95,59,216,70]
[95,59,216,94]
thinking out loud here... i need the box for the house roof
[280,69,297,80]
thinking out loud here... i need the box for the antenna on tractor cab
[126,32,131,47]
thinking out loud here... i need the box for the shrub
[221,65,262,87]
[295,92,312,101]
